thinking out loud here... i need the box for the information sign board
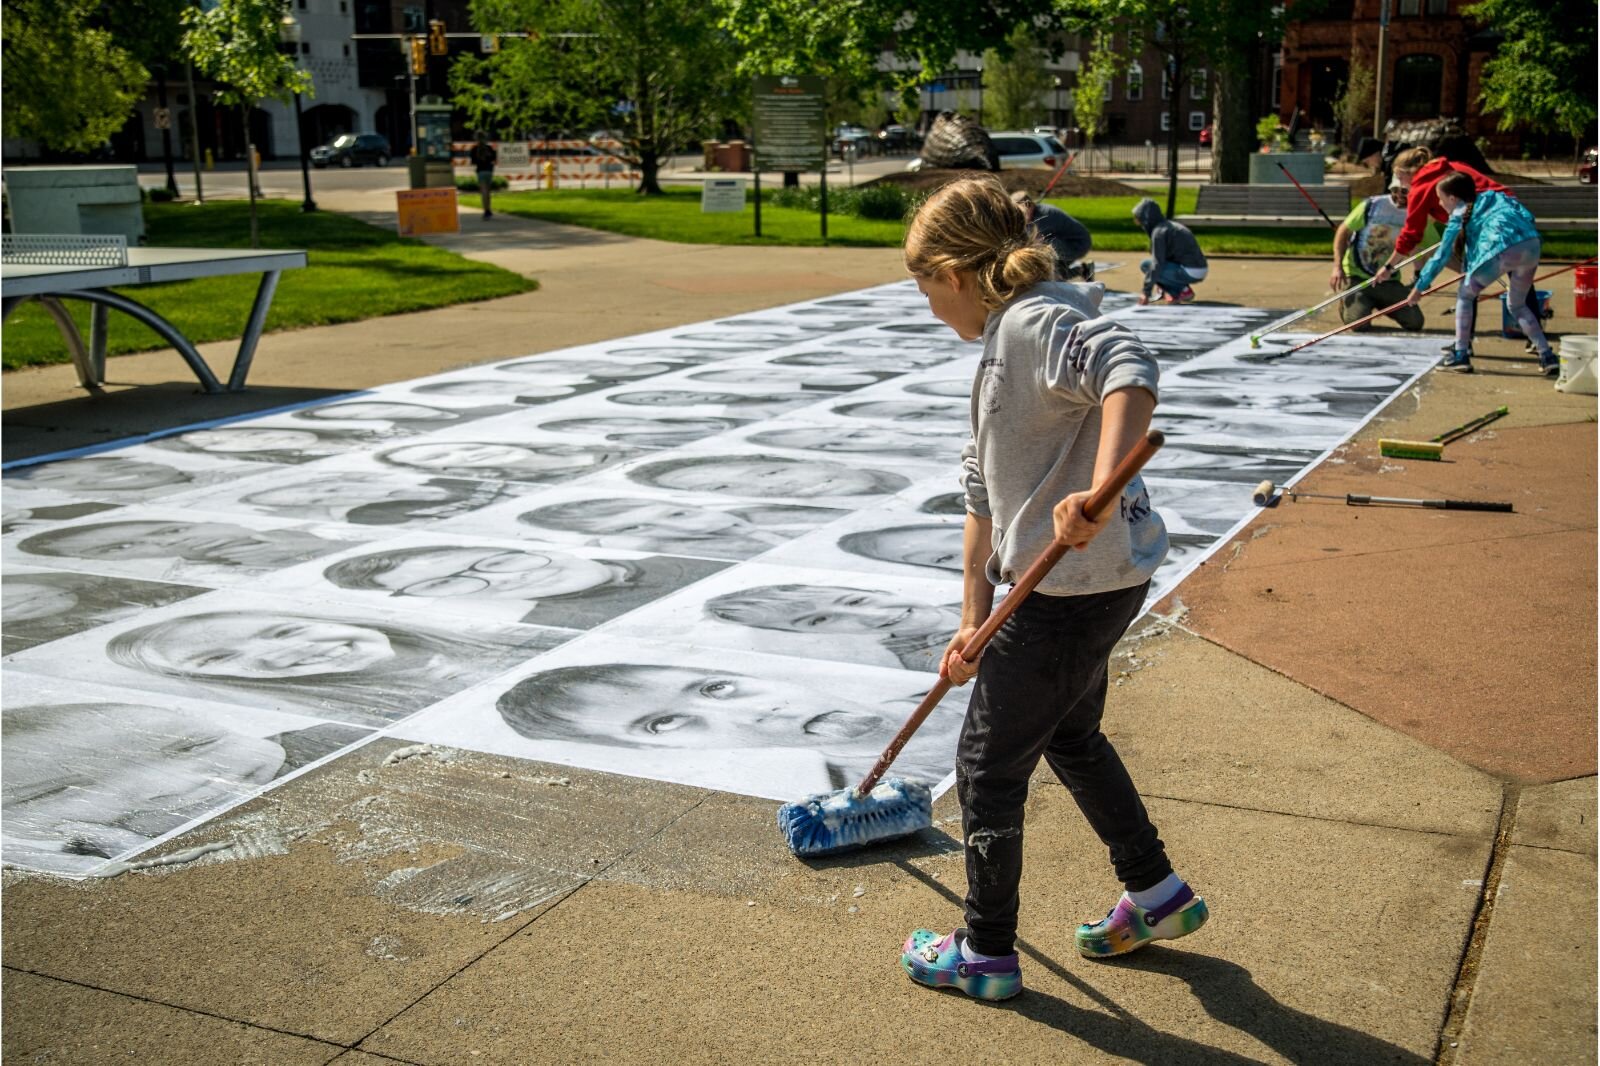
[701,178,747,213]
[752,75,826,173]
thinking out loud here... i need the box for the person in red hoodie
[1373,147,1543,354]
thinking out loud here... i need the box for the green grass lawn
[476,184,1598,259]
[2,201,536,371]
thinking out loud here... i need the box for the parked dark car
[310,133,391,169]
[877,125,918,152]
[832,125,878,158]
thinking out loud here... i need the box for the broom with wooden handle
[778,430,1165,858]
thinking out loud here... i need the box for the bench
[1504,185,1597,232]
[1,234,307,393]
[1179,183,1352,228]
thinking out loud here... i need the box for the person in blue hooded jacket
[1404,171,1556,376]
[1133,198,1209,304]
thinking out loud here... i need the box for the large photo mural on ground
[1,281,1440,876]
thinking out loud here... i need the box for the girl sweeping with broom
[897,177,1208,1002]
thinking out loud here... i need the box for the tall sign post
[752,75,827,241]
[1373,0,1391,141]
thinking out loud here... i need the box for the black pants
[956,581,1171,956]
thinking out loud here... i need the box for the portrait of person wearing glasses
[318,544,725,628]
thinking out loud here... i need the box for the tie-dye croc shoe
[900,928,1022,1001]
[1075,883,1209,958]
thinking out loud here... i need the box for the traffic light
[428,19,447,55]
[409,35,427,74]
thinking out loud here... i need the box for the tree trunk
[637,147,663,195]
[243,110,259,249]
[1210,64,1256,183]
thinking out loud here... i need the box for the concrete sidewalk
[2,220,1595,1065]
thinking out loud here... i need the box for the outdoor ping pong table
[1,236,307,394]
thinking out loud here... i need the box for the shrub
[141,186,177,203]
[851,183,917,221]
[455,174,509,192]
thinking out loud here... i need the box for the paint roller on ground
[777,431,1165,859]
[1252,480,1513,512]
[1379,405,1509,461]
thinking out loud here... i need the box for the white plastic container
[1556,334,1599,395]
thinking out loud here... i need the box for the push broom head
[777,777,934,858]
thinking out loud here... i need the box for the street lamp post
[279,14,317,212]
[976,66,984,125]
[1054,75,1063,131]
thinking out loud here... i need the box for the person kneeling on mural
[1403,171,1557,376]
[1133,198,1207,304]
[470,133,498,219]
[1330,176,1425,332]
[1011,191,1095,281]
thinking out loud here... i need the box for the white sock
[958,931,1008,963]
[1128,872,1186,910]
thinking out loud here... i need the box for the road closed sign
[396,187,459,236]
[497,142,530,168]
[701,178,747,213]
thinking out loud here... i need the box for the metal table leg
[37,296,97,389]
[57,288,223,393]
[89,302,110,385]
[228,270,281,391]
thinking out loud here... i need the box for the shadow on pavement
[3,383,356,464]
[896,861,1429,1066]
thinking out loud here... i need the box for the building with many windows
[1280,0,1512,151]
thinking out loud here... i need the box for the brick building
[1281,0,1513,152]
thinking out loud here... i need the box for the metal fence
[1069,142,1214,175]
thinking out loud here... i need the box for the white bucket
[1556,334,1599,395]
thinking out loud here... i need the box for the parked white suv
[988,131,1068,169]
[904,129,1068,172]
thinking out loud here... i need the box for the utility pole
[1373,0,1391,141]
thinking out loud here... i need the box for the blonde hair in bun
[904,177,1058,311]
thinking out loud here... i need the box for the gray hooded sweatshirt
[1133,198,1208,298]
[961,281,1169,597]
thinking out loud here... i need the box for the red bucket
[1576,264,1598,319]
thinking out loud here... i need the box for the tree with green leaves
[182,0,311,246]
[1059,0,1283,186]
[1467,0,1596,155]
[1,0,149,155]
[95,0,194,194]
[456,0,742,195]
[1332,58,1374,147]
[984,24,1054,130]
[724,0,1060,141]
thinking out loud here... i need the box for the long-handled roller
[1267,272,1465,359]
[777,430,1166,859]
[1252,479,1513,512]
[1249,243,1440,349]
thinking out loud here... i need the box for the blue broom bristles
[777,777,934,858]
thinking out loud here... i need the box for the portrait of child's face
[2,703,285,867]
[8,457,189,493]
[243,477,451,511]
[133,614,396,679]
[843,525,963,571]
[22,520,322,567]
[716,586,952,635]
[166,427,324,454]
[330,547,617,602]
[297,401,457,422]
[377,442,627,480]
[504,665,895,751]
[630,457,904,499]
